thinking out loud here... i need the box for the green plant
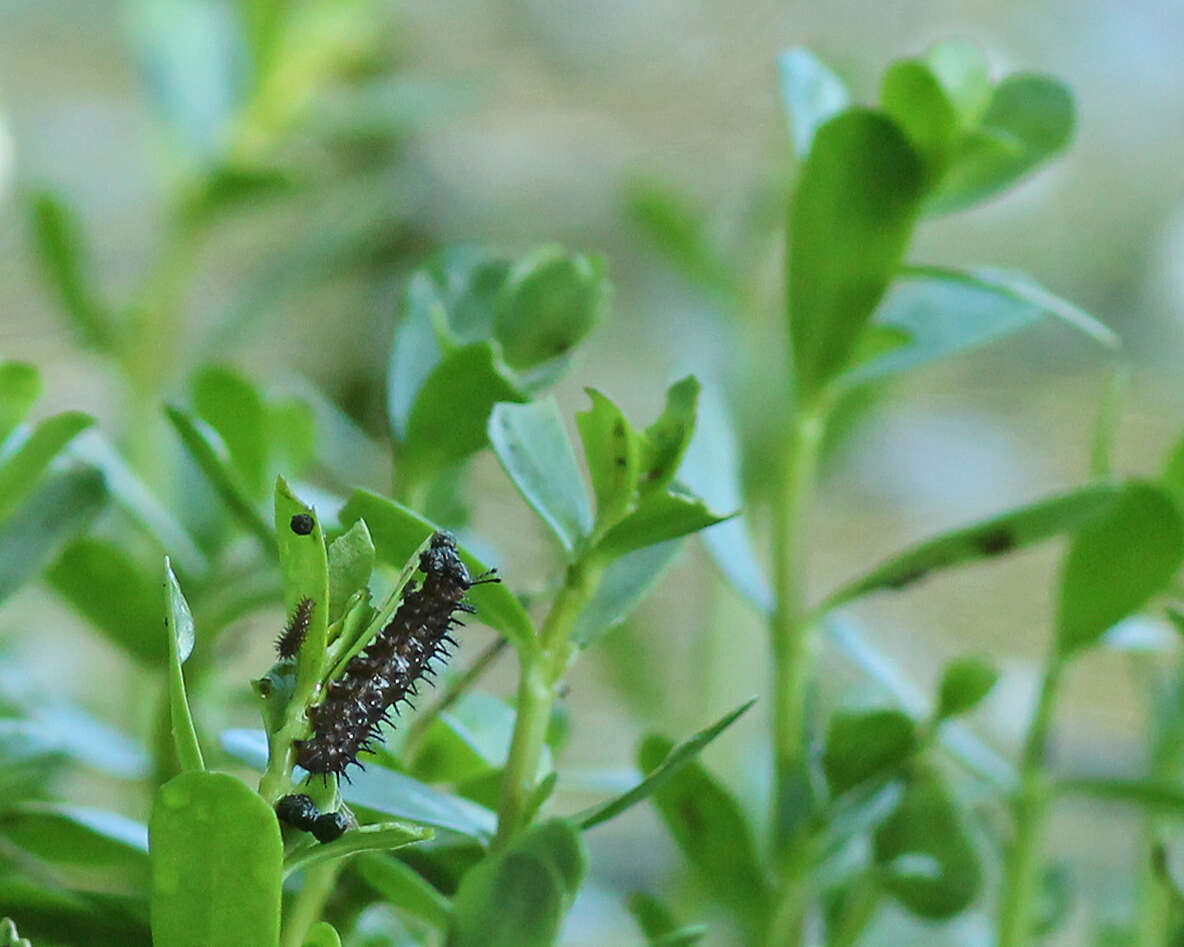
[7,24,1184,947]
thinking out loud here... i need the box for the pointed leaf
[275,479,330,701]
[821,484,1120,610]
[577,388,642,532]
[788,108,926,398]
[193,365,269,497]
[778,48,851,159]
[164,558,203,772]
[880,59,958,180]
[0,362,41,449]
[488,399,593,555]
[327,519,375,624]
[572,540,682,648]
[0,411,93,524]
[0,467,106,604]
[1057,481,1184,655]
[48,539,166,664]
[596,487,735,558]
[640,376,699,496]
[576,697,756,830]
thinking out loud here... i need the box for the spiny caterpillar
[276,597,315,660]
[294,531,499,779]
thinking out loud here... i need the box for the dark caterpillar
[276,597,315,660]
[294,531,498,779]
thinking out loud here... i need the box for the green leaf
[840,278,1042,389]
[494,245,607,371]
[164,558,204,772]
[923,39,991,126]
[628,893,706,945]
[401,342,527,477]
[68,430,208,575]
[636,729,769,917]
[935,655,999,721]
[149,771,282,947]
[576,697,756,830]
[823,709,918,797]
[678,384,773,614]
[48,539,166,665]
[639,376,699,496]
[880,59,958,181]
[929,73,1075,214]
[898,264,1118,349]
[571,540,682,648]
[130,0,249,165]
[577,388,642,533]
[221,729,497,841]
[0,882,150,946]
[1057,481,1184,655]
[625,180,734,298]
[327,519,375,624]
[354,854,452,929]
[873,767,981,918]
[389,271,446,442]
[283,822,432,879]
[488,399,593,555]
[821,484,1121,610]
[29,193,115,348]
[778,47,851,159]
[0,411,93,524]
[193,365,269,497]
[788,108,926,398]
[339,489,535,655]
[0,468,107,605]
[165,405,275,550]
[301,922,341,947]
[274,478,331,701]
[0,803,149,886]
[1057,778,1184,816]
[0,362,41,449]
[447,820,585,947]
[595,487,735,558]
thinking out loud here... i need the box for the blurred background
[2,0,1184,943]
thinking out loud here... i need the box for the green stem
[998,655,1064,947]
[828,871,882,947]
[494,556,605,848]
[764,406,825,944]
[280,860,340,947]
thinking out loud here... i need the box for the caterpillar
[294,531,498,780]
[276,597,315,660]
[274,793,351,843]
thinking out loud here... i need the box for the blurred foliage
[1,7,1183,946]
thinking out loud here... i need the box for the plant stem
[764,405,825,944]
[998,654,1064,947]
[280,860,340,947]
[829,870,881,947]
[494,556,604,848]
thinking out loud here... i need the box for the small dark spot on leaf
[976,528,1015,556]
[883,568,928,590]
[615,456,627,468]
[1152,841,1169,877]
[612,421,625,437]
[678,798,704,834]
[290,513,315,535]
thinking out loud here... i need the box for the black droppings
[290,513,315,535]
